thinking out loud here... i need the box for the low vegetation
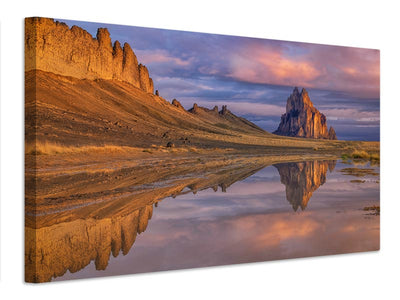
[25,141,140,155]
[340,167,379,177]
[363,205,380,216]
[26,141,224,156]
[350,179,366,183]
[341,150,380,163]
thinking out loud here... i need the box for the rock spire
[274,87,337,140]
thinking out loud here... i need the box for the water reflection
[274,160,336,211]
[25,159,379,282]
[25,159,268,282]
[25,204,154,283]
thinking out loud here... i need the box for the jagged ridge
[188,103,266,134]
[25,17,154,93]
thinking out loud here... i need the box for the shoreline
[26,152,347,226]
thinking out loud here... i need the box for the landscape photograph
[25,17,380,283]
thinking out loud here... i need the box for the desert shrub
[370,153,380,161]
[25,141,139,155]
[351,150,370,159]
[341,151,380,163]
[341,154,349,160]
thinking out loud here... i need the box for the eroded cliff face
[25,17,154,94]
[274,160,336,211]
[274,87,337,140]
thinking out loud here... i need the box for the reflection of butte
[274,160,336,211]
[25,160,266,283]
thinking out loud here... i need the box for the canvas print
[25,17,380,283]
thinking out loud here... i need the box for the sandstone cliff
[25,17,154,94]
[274,87,337,140]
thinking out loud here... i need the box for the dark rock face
[328,126,337,140]
[171,99,184,110]
[274,87,337,140]
[188,103,219,114]
[188,103,199,113]
[220,105,229,115]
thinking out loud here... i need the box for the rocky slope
[274,87,337,140]
[25,70,272,149]
[188,103,265,134]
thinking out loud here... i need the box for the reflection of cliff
[25,157,338,282]
[274,160,336,211]
[25,157,269,283]
[25,205,153,283]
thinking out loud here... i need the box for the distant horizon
[57,18,380,141]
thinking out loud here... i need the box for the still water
[37,159,379,282]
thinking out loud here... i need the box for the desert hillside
[26,69,275,149]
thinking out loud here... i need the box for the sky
[58,19,380,141]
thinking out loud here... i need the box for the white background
[1,0,399,299]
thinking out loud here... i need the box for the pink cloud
[226,42,380,98]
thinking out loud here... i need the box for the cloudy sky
[59,19,380,141]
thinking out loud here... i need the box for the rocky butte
[274,87,337,140]
[25,17,154,94]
